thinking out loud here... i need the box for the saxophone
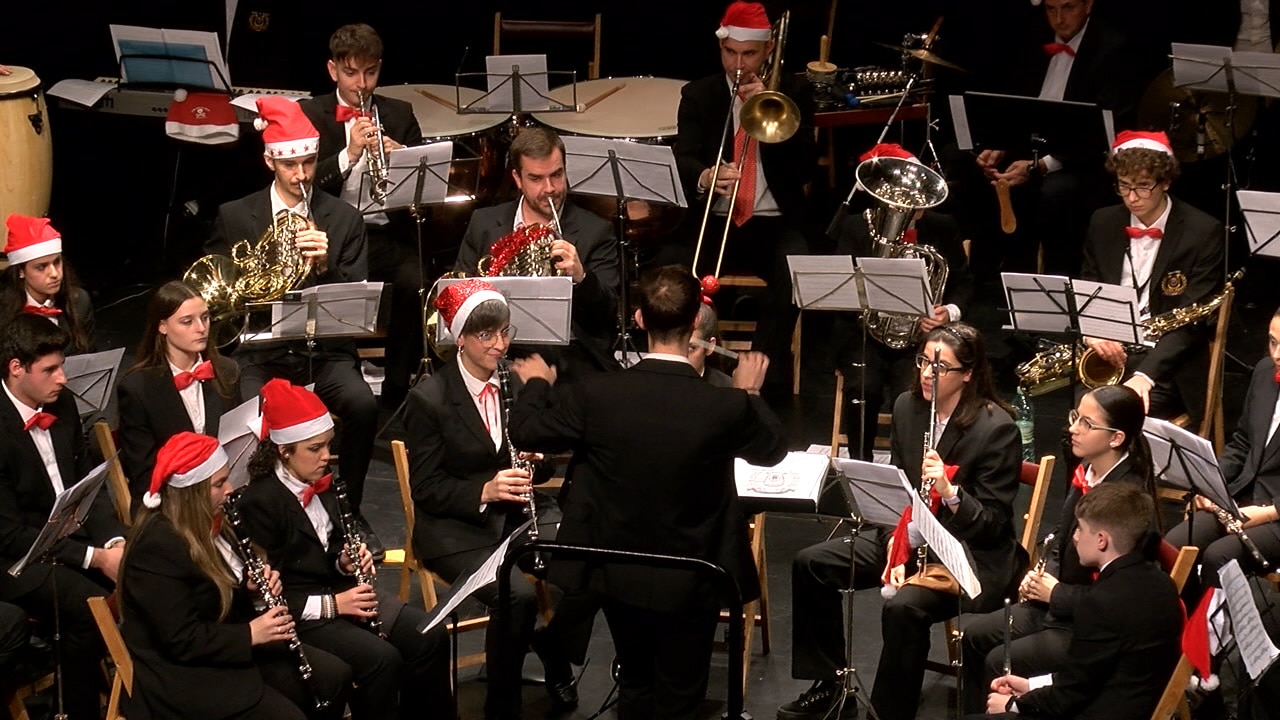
[331,472,383,637]
[496,359,545,573]
[1016,270,1243,396]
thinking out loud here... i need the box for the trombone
[692,10,801,283]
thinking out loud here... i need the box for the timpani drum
[533,77,687,242]
[0,67,53,225]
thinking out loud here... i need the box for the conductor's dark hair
[1074,481,1154,555]
[0,313,70,377]
[636,265,701,344]
[508,127,566,172]
[329,23,383,63]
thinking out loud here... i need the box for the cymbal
[873,42,967,72]
[1137,68,1257,163]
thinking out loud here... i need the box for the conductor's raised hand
[732,351,770,395]
[482,468,533,504]
[512,353,557,386]
[336,583,379,619]
[550,238,585,283]
[250,605,295,646]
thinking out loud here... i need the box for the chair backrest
[1200,285,1235,453]
[93,421,132,526]
[1150,655,1194,720]
[391,440,439,608]
[831,370,846,459]
[1019,455,1055,555]
[493,12,602,80]
[1157,542,1199,594]
[87,596,132,695]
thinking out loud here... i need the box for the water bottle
[1013,388,1036,462]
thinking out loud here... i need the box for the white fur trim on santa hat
[1114,137,1173,156]
[716,25,772,42]
[265,138,320,159]
[268,412,335,446]
[449,289,506,338]
[880,584,898,600]
[144,445,228,509]
[6,238,62,266]
[254,117,269,131]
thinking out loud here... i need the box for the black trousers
[367,222,427,411]
[601,599,720,720]
[1166,511,1280,594]
[238,349,377,511]
[297,605,452,720]
[790,530,889,680]
[254,641,351,720]
[960,603,1072,714]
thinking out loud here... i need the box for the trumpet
[358,91,390,205]
[496,359,545,573]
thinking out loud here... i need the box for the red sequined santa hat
[1112,130,1174,157]
[4,214,62,265]
[254,96,319,159]
[144,432,227,509]
[434,279,507,339]
[715,1,772,42]
[258,379,334,445]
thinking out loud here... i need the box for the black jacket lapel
[446,368,499,456]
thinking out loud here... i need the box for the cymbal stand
[1216,62,1254,373]
[828,515,879,720]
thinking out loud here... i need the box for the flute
[1002,597,1013,676]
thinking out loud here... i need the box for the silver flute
[331,472,384,637]
[1002,597,1013,676]
[497,358,545,573]
[915,346,943,574]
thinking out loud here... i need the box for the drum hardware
[873,41,968,73]
[1138,68,1256,164]
[0,66,54,224]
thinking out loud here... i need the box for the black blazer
[119,514,264,720]
[117,357,242,507]
[402,361,553,563]
[1080,198,1224,384]
[455,200,621,370]
[0,388,124,595]
[675,72,815,222]
[510,358,787,612]
[61,287,96,354]
[834,209,975,315]
[889,392,1026,610]
[1221,357,1280,505]
[1015,551,1183,720]
[300,92,424,197]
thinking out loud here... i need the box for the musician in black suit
[0,315,126,720]
[509,265,787,720]
[207,95,384,557]
[236,379,451,720]
[119,281,242,510]
[300,23,426,412]
[833,144,975,459]
[1079,132,1224,425]
[1165,307,1280,590]
[1,213,95,354]
[979,483,1182,720]
[961,385,1157,713]
[781,322,1024,720]
[455,127,621,379]
[669,1,816,386]
[120,431,350,720]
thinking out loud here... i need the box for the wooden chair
[88,596,132,720]
[1149,544,1199,720]
[1168,282,1235,453]
[93,421,132,526]
[829,368,893,459]
[493,12,602,80]
[5,670,55,720]
[714,513,771,700]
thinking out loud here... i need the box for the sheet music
[218,397,260,491]
[420,520,532,634]
[357,141,455,213]
[735,452,829,508]
[1217,560,1280,680]
[10,459,111,577]
[1171,43,1234,91]
[898,474,982,599]
[1070,279,1144,345]
[63,347,125,417]
[436,277,573,345]
[483,55,551,112]
[1001,273,1073,333]
[1237,190,1280,258]
[836,459,913,527]
[1143,417,1235,511]
[1231,51,1280,98]
[47,79,117,107]
[561,136,687,208]
[788,255,862,310]
[110,25,229,89]
[856,256,932,316]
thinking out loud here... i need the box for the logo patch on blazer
[248,11,270,32]
[1160,270,1188,297]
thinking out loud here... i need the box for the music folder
[10,459,113,577]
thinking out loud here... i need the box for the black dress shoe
[777,680,856,719]
[355,515,386,563]
[531,628,578,711]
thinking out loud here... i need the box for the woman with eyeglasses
[402,279,581,718]
[958,383,1158,713]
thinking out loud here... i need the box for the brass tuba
[857,156,950,349]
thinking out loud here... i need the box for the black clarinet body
[331,472,384,637]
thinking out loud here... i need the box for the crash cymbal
[874,41,968,72]
[1138,67,1257,163]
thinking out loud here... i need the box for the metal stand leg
[826,519,880,720]
[51,567,67,720]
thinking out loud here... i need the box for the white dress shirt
[1267,384,1280,444]
[1037,22,1088,174]
[1120,196,1173,319]
[1083,452,1130,489]
[25,291,60,326]
[276,463,335,621]
[169,355,207,435]
[1237,0,1273,52]
[709,75,780,217]
[459,361,503,452]
[214,535,246,583]
[270,182,309,218]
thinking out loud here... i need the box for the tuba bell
[857,156,950,349]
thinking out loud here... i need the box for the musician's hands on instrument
[550,239,585,283]
[1122,374,1153,412]
[339,544,376,577]
[993,160,1036,188]
[887,564,906,589]
[918,305,950,332]
[512,353,557,386]
[1193,494,1216,512]
[731,351,770,395]
[738,75,765,100]
[517,451,544,463]
[1085,337,1128,368]
[246,564,284,597]
[1238,504,1278,528]
[345,116,377,163]
[699,163,742,197]
[922,449,955,503]
[91,544,125,582]
[0,66,10,76]
[294,228,329,272]
[336,583,379,619]
[250,605,296,645]
[991,674,1030,696]
[482,468,533,504]
[383,136,404,153]
[1019,570,1058,603]
[976,149,1006,180]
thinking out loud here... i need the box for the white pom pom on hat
[173,88,188,103]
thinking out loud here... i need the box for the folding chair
[93,421,132,526]
[87,596,132,720]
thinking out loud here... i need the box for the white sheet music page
[1171,44,1233,91]
[1143,417,1235,511]
[1070,279,1144,345]
[1000,273,1072,333]
[857,256,932,316]
[1237,190,1280,258]
[1217,560,1280,680]
[897,474,982,599]
[949,95,973,151]
[421,519,533,634]
[1229,51,1280,99]
[788,255,861,310]
[735,452,829,508]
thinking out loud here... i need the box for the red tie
[1274,367,1280,384]
[22,304,61,317]
[300,473,333,508]
[478,384,499,433]
[174,360,216,391]
[731,127,757,227]
[1071,464,1091,495]
[24,412,56,432]
[1126,226,1164,240]
[901,228,918,245]
[1043,43,1076,57]
[335,105,362,122]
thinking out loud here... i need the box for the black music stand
[951,92,1113,169]
[242,282,384,384]
[61,347,125,426]
[456,54,577,114]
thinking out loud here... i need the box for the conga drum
[0,67,53,224]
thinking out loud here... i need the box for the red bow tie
[1274,368,1280,385]
[22,304,62,317]
[901,228,918,245]
[1043,43,1076,57]
[1125,226,1163,240]
[300,473,333,507]
[1071,464,1091,495]
[23,412,56,432]
[174,360,216,391]
[335,104,365,122]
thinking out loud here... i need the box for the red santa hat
[254,95,320,159]
[859,143,920,164]
[715,1,772,42]
[166,90,239,146]
[1112,130,1174,157]
[258,378,334,445]
[144,432,228,509]
[3,214,62,265]
[435,279,507,339]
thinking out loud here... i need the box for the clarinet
[223,496,329,710]
[1211,505,1271,570]
[331,472,384,637]
[496,359,545,573]
[1019,532,1056,603]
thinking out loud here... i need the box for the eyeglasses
[474,326,517,347]
[1115,182,1157,199]
[914,354,966,376]
[1068,409,1120,433]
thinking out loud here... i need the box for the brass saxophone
[497,359,545,573]
[1016,270,1243,396]
[331,472,383,637]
